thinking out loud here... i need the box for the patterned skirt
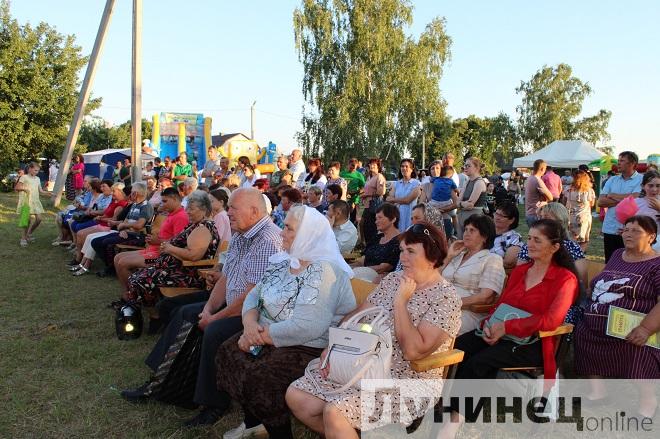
[216,333,322,428]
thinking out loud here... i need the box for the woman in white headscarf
[216,205,356,439]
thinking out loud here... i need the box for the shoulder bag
[305,305,392,395]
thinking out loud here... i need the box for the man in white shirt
[326,200,358,254]
[288,149,306,183]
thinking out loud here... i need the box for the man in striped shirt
[122,188,283,427]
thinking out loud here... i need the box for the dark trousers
[454,331,543,380]
[156,290,210,328]
[603,233,624,262]
[91,233,144,268]
[145,301,243,409]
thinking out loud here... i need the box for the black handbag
[145,320,203,409]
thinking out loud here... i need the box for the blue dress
[393,178,421,232]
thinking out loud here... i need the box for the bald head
[227,188,268,233]
[291,149,302,162]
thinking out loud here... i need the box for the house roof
[211,133,251,146]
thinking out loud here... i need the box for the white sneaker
[223,422,268,439]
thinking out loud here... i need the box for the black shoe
[108,299,127,310]
[120,381,152,402]
[66,259,80,267]
[96,268,115,278]
[147,318,162,335]
[183,407,226,427]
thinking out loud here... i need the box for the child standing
[428,165,459,237]
[15,162,53,247]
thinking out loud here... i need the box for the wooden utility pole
[52,0,117,206]
[131,0,143,183]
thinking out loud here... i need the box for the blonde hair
[226,174,241,190]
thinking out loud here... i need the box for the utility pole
[250,100,256,140]
[130,0,143,183]
[52,0,117,206]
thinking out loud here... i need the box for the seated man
[114,187,190,297]
[90,182,154,277]
[121,188,283,428]
[327,199,358,254]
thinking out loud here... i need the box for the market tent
[82,148,156,178]
[512,140,604,168]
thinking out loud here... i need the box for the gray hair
[539,202,570,237]
[183,177,199,190]
[307,185,322,196]
[131,181,148,197]
[187,190,213,216]
[111,182,125,191]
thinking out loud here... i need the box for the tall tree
[515,63,611,151]
[427,113,518,173]
[0,1,100,172]
[293,0,451,163]
[79,117,152,152]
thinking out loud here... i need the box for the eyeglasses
[410,223,431,236]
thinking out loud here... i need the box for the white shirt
[289,159,306,183]
[333,220,358,254]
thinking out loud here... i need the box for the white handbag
[305,306,392,395]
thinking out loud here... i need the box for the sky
[11,0,660,158]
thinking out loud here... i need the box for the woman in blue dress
[387,158,422,232]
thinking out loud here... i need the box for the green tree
[0,1,100,172]
[516,63,611,151]
[78,117,152,152]
[426,113,519,173]
[293,0,451,163]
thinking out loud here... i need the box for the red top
[97,200,128,227]
[145,208,190,254]
[485,262,578,379]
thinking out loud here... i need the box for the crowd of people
[13,148,660,438]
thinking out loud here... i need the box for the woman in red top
[440,218,579,438]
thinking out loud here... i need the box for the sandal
[20,239,28,247]
[72,266,89,276]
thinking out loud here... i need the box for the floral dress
[565,188,595,243]
[126,219,219,306]
[290,273,462,430]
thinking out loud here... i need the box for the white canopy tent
[512,140,604,169]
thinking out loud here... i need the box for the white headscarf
[269,205,354,278]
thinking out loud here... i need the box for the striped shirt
[222,216,283,305]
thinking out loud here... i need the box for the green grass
[0,192,268,438]
[0,192,604,438]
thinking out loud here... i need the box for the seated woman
[122,190,219,314]
[574,215,659,418]
[114,187,190,292]
[53,175,93,246]
[286,222,462,437]
[440,219,579,438]
[509,202,588,289]
[350,203,401,282]
[68,179,112,246]
[491,201,522,269]
[216,206,356,439]
[66,182,127,270]
[441,214,505,335]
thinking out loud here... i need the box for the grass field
[0,192,604,438]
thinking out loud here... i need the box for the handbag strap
[343,305,387,328]
[305,355,377,396]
